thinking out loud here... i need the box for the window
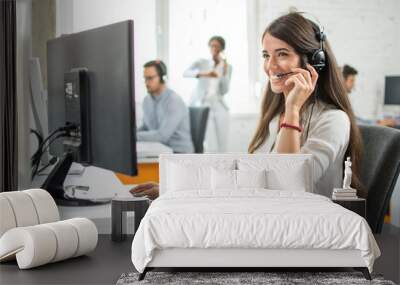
[164,0,259,113]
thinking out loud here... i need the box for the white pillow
[211,169,267,191]
[167,162,211,191]
[165,158,236,193]
[237,158,309,192]
[266,167,307,191]
[236,169,267,189]
[211,168,236,190]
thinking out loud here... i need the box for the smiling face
[209,39,223,59]
[262,33,301,95]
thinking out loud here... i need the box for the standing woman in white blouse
[183,36,232,153]
[248,12,364,198]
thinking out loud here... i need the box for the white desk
[32,165,136,233]
[136,141,173,162]
[58,184,136,234]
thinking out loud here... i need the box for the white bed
[131,154,380,280]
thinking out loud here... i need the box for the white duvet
[131,190,380,273]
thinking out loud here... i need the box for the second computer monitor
[384,76,400,105]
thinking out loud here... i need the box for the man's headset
[154,60,167,83]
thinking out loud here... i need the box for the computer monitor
[44,20,137,205]
[384,76,400,105]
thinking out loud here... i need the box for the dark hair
[342,64,358,79]
[208,36,225,50]
[143,60,167,83]
[248,12,364,196]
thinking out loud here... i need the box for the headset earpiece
[310,49,326,72]
[308,23,326,73]
[155,60,167,83]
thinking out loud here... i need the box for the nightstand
[332,198,366,218]
[111,196,150,242]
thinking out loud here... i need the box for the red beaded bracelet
[280,123,303,132]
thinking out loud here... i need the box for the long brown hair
[248,12,364,195]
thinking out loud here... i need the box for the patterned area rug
[116,271,396,285]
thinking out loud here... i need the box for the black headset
[304,19,326,139]
[144,60,167,83]
[154,60,167,83]
[308,20,326,73]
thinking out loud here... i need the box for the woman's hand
[129,182,159,200]
[284,64,318,113]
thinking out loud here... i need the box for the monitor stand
[41,152,110,206]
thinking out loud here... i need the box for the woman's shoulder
[305,102,351,146]
[306,101,351,139]
[317,102,350,125]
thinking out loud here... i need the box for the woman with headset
[131,12,363,199]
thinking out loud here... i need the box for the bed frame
[137,154,372,281]
[139,248,371,280]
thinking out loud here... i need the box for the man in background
[342,64,396,127]
[137,60,194,153]
[342,64,358,94]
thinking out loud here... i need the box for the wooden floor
[0,225,399,285]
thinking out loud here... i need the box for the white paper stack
[332,188,358,200]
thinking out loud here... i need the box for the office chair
[189,107,210,153]
[359,125,400,233]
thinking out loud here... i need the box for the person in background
[342,64,396,127]
[183,36,232,153]
[137,60,194,153]
[342,64,357,94]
